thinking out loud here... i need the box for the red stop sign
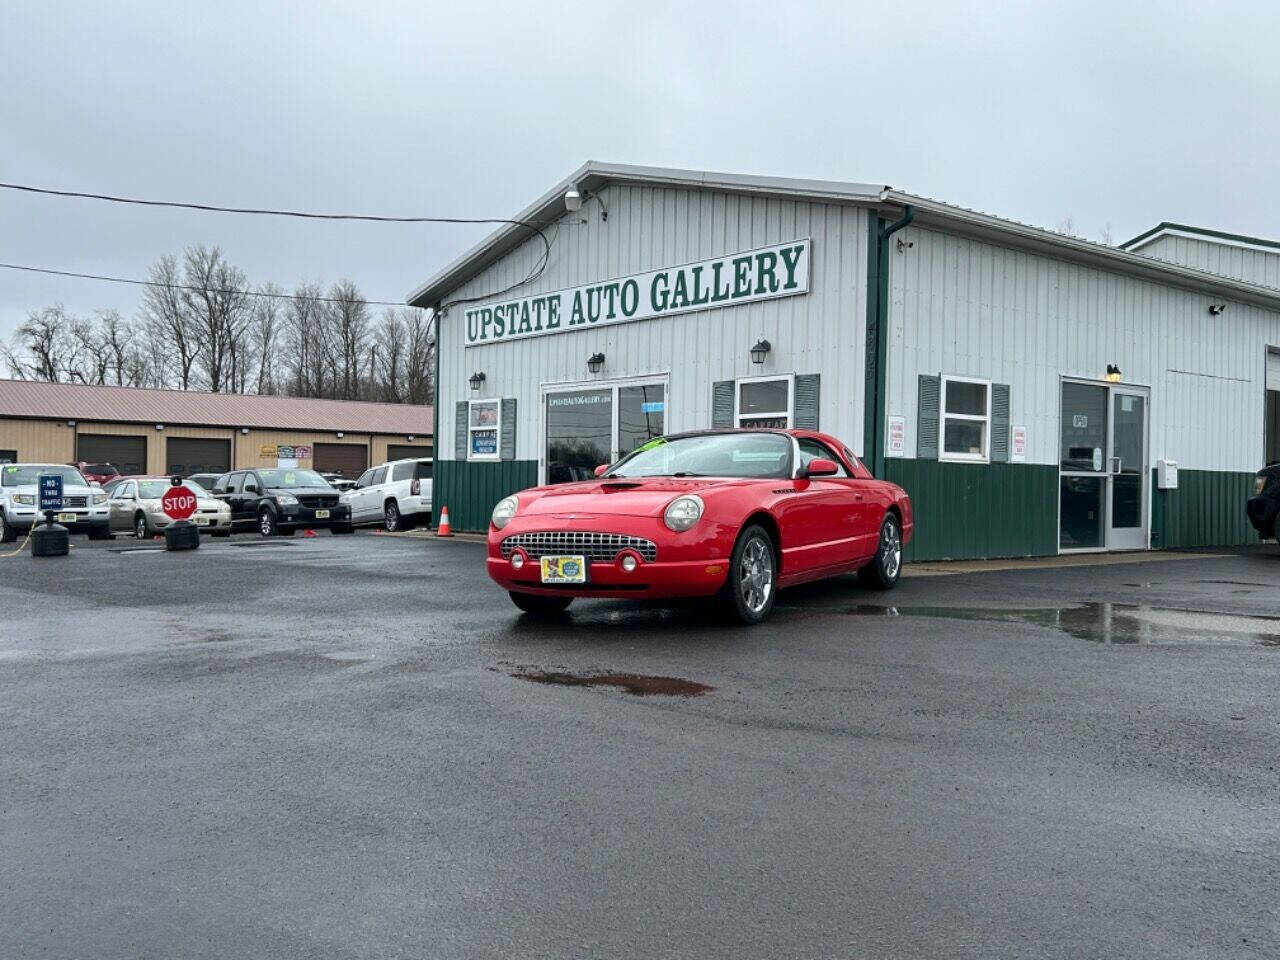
[162,485,198,521]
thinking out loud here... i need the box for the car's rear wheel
[134,513,151,540]
[722,524,777,624]
[0,512,15,544]
[858,513,903,590]
[509,592,573,617]
[384,501,401,532]
[258,509,277,538]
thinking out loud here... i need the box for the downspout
[430,305,441,529]
[865,204,913,478]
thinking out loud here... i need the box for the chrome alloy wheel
[739,536,775,615]
[881,518,902,580]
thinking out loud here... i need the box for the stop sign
[162,484,198,521]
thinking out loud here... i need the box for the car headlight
[276,495,298,506]
[93,492,108,505]
[13,494,35,505]
[664,495,704,532]
[491,496,518,529]
[1256,476,1266,495]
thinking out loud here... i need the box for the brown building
[0,379,433,479]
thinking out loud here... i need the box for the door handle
[1110,457,1122,474]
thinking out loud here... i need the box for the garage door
[313,442,367,479]
[78,434,147,475]
[386,445,433,469]
[167,437,231,476]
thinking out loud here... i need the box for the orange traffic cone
[304,528,317,538]
[436,506,453,537]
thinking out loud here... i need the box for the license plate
[540,555,587,584]
[193,516,210,526]
[314,509,330,519]
[56,512,76,523]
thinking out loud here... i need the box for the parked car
[185,473,224,493]
[75,462,120,486]
[212,467,353,537]
[320,472,357,493]
[487,429,913,624]
[0,463,111,542]
[107,477,232,539]
[1247,464,1280,540]
[341,458,432,531]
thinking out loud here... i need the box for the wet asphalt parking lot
[2,531,1279,959]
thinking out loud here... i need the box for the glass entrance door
[543,378,667,484]
[1058,380,1149,552]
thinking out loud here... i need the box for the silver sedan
[107,478,233,539]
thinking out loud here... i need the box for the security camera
[1209,303,1227,315]
[564,188,582,212]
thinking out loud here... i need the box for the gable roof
[409,161,1280,314]
[1121,221,1280,255]
[0,379,432,435]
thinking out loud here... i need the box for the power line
[0,260,410,307]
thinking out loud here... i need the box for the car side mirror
[804,458,839,478]
[594,464,610,477]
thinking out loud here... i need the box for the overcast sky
[2,1,1277,343]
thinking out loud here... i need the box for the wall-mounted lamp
[66,419,76,427]
[1209,303,1227,316]
[1105,364,1122,383]
[407,434,415,442]
[336,431,344,439]
[240,427,249,435]
[564,187,582,212]
[469,371,487,391]
[155,423,165,431]
[587,352,606,374]
[750,339,772,365]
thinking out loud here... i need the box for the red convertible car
[487,429,913,624]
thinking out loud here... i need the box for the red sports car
[487,429,913,624]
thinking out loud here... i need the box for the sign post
[32,473,69,557]
[162,476,200,552]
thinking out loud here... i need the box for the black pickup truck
[1246,464,1280,541]
[212,467,353,537]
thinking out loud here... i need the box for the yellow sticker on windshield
[284,473,297,485]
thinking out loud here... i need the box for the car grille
[63,496,88,508]
[298,494,339,509]
[500,531,658,563]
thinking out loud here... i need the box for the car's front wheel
[858,513,903,590]
[134,513,151,540]
[258,509,277,538]
[722,524,777,624]
[509,592,573,617]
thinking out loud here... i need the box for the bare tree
[141,255,201,389]
[249,284,283,395]
[182,245,252,393]
[1099,222,1115,246]
[283,282,330,397]
[325,280,371,400]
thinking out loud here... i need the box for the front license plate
[540,555,587,584]
[56,512,76,523]
[193,516,210,526]
[314,509,330,519]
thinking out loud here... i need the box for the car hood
[520,477,754,518]
[267,486,336,496]
[5,483,97,497]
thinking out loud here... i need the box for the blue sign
[640,401,665,413]
[470,430,498,457]
[38,473,63,510]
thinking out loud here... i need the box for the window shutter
[990,383,1011,463]
[712,381,734,428]
[793,374,820,430]
[455,401,469,460]
[500,398,517,461]
[917,374,940,459]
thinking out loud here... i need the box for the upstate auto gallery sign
[463,239,810,347]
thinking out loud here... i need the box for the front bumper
[149,512,233,532]
[6,507,109,532]
[488,555,729,599]
[279,504,351,527]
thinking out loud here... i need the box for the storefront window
[468,400,500,460]
[545,389,612,483]
[618,384,665,457]
[941,376,990,461]
[737,377,791,428]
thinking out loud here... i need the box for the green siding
[883,459,1058,561]
[435,460,537,532]
[1151,468,1257,549]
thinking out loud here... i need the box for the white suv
[0,463,111,542]
[341,458,432,531]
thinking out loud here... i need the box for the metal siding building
[414,162,1280,558]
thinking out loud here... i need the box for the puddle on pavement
[851,602,1280,647]
[508,666,713,696]
[230,541,297,548]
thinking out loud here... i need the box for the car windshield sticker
[284,472,297,486]
[637,438,668,452]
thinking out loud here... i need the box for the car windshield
[257,469,330,489]
[135,480,207,499]
[607,432,793,479]
[2,465,87,487]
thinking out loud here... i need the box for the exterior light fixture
[66,419,76,427]
[407,434,415,442]
[336,431,344,439]
[564,188,582,212]
[1209,303,1226,316]
[1105,364,1122,383]
[469,371,487,391]
[749,339,772,365]
[155,423,165,431]
[240,427,249,435]
[587,352,606,373]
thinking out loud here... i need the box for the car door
[242,472,264,519]
[222,472,246,524]
[364,466,389,521]
[786,437,864,570]
[108,480,135,532]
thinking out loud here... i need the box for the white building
[410,162,1280,559]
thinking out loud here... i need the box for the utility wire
[0,179,557,308]
[0,261,409,307]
